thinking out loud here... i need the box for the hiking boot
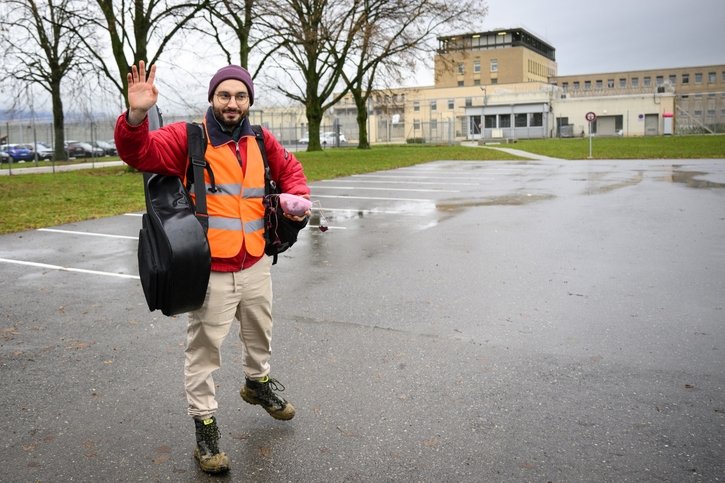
[193,416,230,474]
[240,376,296,420]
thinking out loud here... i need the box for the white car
[321,131,347,145]
[298,132,347,145]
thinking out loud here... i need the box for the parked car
[0,144,34,162]
[0,149,9,163]
[91,140,117,156]
[298,132,348,146]
[19,143,54,161]
[66,142,104,158]
[321,131,347,145]
[36,142,55,160]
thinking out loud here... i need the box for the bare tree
[0,0,95,160]
[71,0,211,108]
[257,0,362,151]
[338,0,488,149]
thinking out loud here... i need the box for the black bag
[137,109,211,316]
[252,125,308,264]
[263,194,308,262]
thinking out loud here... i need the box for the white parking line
[313,194,433,202]
[312,185,459,193]
[38,228,138,240]
[0,258,139,280]
[350,174,494,181]
[318,179,478,186]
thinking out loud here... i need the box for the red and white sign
[585,112,597,122]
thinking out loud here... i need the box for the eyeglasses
[215,92,249,104]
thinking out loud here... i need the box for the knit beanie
[208,65,254,106]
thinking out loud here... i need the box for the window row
[457,59,499,75]
[483,113,543,128]
[413,97,479,111]
[560,71,724,90]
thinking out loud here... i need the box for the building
[434,28,557,87]
[552,66,725,134]
[332,27,689,143]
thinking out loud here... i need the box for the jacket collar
[204,107,255,147]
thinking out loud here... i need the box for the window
[573,81,580,90]
[607,79,614,88]
[529,112,543,127]
[709,72,716,83]
[562,82,569,91]
[431,119,438,130]
[474,79,481,86]
[619,78,627,88]
[499,114,511,128]
[695,73,703,84]
[448,99,454,110]
[707,109,716,118]
[631,77,639,87]
[595,80,603,89]
[465,97,472,107]
[413,101,420,112]
[515,113,527,127]
[474,59,481,73]
[584,80,591,90]
[644,76,651,87]
[413,119,421,129]
[656,75,663,85]
[457,63,465,75]
[484,115,496,128]
[490,59,498,72]
[669,74,676,84]
[682,73,689,84]
[457,80,464,87]
[430,100,437,111]
[491,78,498,85]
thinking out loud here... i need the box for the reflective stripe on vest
[188,124,267,258]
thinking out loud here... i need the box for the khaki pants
[184,256,273,419]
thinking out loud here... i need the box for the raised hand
[126,60,158,126]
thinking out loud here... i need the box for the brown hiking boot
[193,416,230,474]
[240,376,296,420]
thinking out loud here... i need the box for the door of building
[644,114,659,135]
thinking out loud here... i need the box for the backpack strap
[251,124,280,264]
[251,124,276,195]
[186,122,209,232]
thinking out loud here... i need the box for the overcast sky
[2,0,723,117]
[477,0,724,76]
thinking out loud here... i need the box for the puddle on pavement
[436,193,556,212]
[583,171,644,195]
[661,169,725,189]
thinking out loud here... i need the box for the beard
[213,104,248,131]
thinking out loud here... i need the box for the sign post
[585,112,597,159]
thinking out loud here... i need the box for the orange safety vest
[188,125,267,258]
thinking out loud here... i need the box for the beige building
[552,66,725,134]
[252,28,717,144]
[435,28,557,87]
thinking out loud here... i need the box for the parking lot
[1,157,724,481]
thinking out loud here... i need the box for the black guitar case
[137,106,211,316]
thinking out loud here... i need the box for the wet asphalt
[1,157,724,482]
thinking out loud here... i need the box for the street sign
[585,111,597,122]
